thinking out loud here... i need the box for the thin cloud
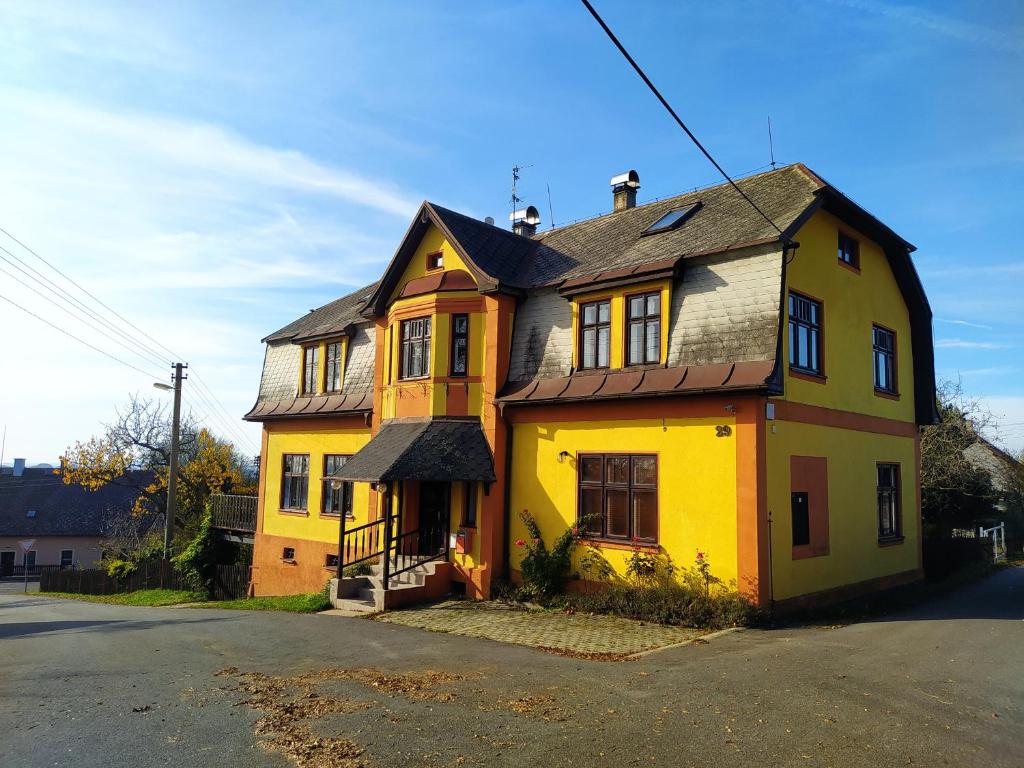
[936,318,993,331]
[828,0,1024,55]
[935,339,1008,350]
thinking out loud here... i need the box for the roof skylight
[642,202,702,236]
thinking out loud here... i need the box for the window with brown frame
[872,325,897,394]
[426,251,444,270]
[322,455,353,518]
[788,291,823,376]
[302,345,319,395]
[450,314,469,377]
[626,291,661,365]
[838,232,860,268]
[280,454,309,511]
[579,300,611,370]
[325,342,342,392]
[578,454,658,543]
[399,316,431,379]
[877,463,902,540]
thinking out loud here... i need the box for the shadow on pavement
[0,615,237,640]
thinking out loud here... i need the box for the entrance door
[0,551,13,577]
[418,482,449,556]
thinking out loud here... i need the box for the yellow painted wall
[387,226,474,304]
[766,419,919,600]
[261,423,373,545]
[785,210,915,422]
[509,416,739,585]
[571,279,671,369]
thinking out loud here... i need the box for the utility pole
[160,363,187,560]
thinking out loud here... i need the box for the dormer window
[626,292,661,365]
[579,300,611,370]
[642,202,701,236]
[426,251,444,271]
[838,232,860,269]
[302,345,319,395]
[325,342,342,392]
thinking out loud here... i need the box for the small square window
[282,547,295,561]
[838,232,860,268]
[426,252,444,270]
[325,553,339,568]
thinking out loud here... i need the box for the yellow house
[244,163,936,610]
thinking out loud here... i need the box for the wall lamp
[557,451,572,464]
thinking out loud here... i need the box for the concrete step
[332,597,377,613]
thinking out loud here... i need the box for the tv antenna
[768,115,777,169]
[511,164,533,224]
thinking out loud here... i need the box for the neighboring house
[0,460,150,575]
[244,163,935,608]
[964,435,1020,514]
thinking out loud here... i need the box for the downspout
[501,409,514,581]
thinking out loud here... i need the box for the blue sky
[0,0,1021,463]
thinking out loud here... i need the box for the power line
[0,226,259,454]
[0,243,170,370]
[0,260,170,371]
[579,0,789,242]
[0,291,163,380]
[0,226,180,363]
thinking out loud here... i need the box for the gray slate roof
[0,469,153,537]
[264,282,379,343]
[330,420,496,483]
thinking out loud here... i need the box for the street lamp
[153,363,187,560]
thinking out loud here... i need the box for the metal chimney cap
[484,216,495,226]
[509,205,540,225]
[610,170,640,189]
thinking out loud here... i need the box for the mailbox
[455,528,473,555]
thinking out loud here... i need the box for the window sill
[577,537,659,553]
[280,558,297,565]
[792,545,829,560]
[838,259,861,275]
[878,536,905,547]
[874,388,900,401]
[278,509,309,517]
[788,368,826,385]
[320,512,355,520]
[396,375,431,383]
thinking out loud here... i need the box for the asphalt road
[1,567,1022,768]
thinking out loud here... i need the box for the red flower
[631,536,642,543]
[533,537,541,545]
[515,539,525,547]
[695,549,706,560]
[571,526,579,537]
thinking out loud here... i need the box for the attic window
[426,252,444,270]
[26,510,36,518]
[642,202,701,236]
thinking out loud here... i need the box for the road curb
[627,626,744,659]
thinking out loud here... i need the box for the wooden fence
[211,564,251,600]
[40,560,189,595]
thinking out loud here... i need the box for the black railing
[210,493,257,532]
[386,525,447,582]
[340,517,388,571]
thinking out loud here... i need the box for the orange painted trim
[773,568,922,613]
[434,375,483,384]
[878,536,905,548]
[388,296,485,321]
[735,397,769,606]
[772,400,918,438]
[505,394,749,424]
[790,455,830,559]
[788,369,827,385]
[264,415,370,433]
[837,258,861,275]
[873,389,901,401]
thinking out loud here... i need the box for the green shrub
[342,561,373,578]
[172,504,217,594]
[564,550,758,629]
[104,558,137,579]
[516,510,583,601]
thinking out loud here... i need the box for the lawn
[194,591,331,613]
[41,589,204,606]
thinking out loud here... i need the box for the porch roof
[329,419,496,484]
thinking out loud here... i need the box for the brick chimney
[510,205,540,237]
[610,169,640,211]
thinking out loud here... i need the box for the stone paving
[373,599,704,658]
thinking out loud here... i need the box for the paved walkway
[374,599,703,657]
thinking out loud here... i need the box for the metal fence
[211,564,250,600]
[210,493,258,532]
[40,560,190,595]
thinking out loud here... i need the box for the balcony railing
[210,493,258,533]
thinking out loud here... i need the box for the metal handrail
[340,517,388,570]
[385,526,447,584]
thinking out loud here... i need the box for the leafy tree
[58,395,256,554]
[920,381,999,537]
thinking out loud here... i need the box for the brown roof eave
[497,382,770,408]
